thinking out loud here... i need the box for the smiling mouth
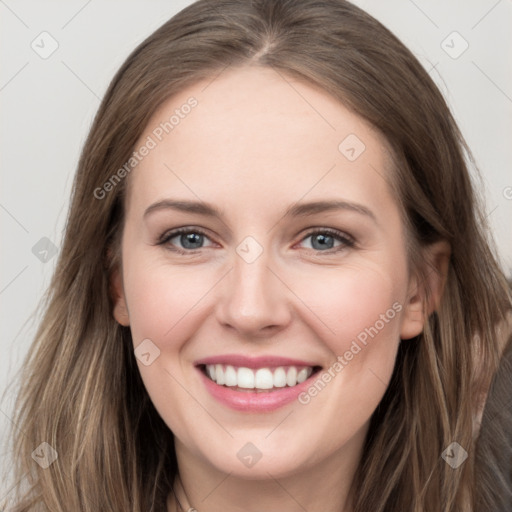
[199,364,322,392]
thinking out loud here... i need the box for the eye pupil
[312,233,334,250]
[181,232,203,249]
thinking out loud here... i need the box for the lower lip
[197,367,318,412]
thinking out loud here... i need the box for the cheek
[121,258,217,436]
[123,257,218,346]
[288,260,407,416]
[292,265,405,427]
[291,261,405,348]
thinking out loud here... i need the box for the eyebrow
[284,200,377,222]
[144,199,221,219]
[143,199,377,223]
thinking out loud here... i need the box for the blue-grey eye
[298,229,354,252]
[310,233,335,250]
[177,232,204,249]
[158,227,216,252]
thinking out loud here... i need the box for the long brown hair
[5,1,511,510]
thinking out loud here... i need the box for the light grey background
[1,0,511,497]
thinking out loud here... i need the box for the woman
[6,0,512,510]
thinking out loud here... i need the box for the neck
[167,428,366,512]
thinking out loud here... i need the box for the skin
[112,65,449,512]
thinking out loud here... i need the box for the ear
[110,266,130,327]
[400,240,450,340]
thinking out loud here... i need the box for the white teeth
[286,366,297,387]
[215,364,224,385]
[237,367,255,388]
[255,368,274,389]
[297,368,309,384]
[273,367,287,388]
[224,365,237,386]
[204,364,314,389]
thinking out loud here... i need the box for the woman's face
[113,65,427,480]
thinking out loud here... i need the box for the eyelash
[157,226,355,255]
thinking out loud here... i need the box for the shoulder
[474,321,512,511]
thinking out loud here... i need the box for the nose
[215,247,292,339]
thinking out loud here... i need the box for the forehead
[126,65,397,218]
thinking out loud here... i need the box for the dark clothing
[475,334,512,511]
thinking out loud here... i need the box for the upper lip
[194,354,320,369]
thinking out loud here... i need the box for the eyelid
[157,226,209,243]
